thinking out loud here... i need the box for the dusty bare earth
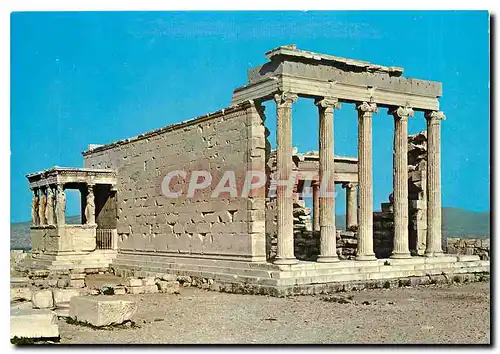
[57,281,490,344]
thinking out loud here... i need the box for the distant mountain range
[10,207,489,251]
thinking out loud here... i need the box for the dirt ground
[57,281,490,344]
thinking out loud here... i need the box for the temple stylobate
[232,45,445,264]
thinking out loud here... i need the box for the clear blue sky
[11,11,490,222]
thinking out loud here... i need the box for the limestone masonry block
[143,285,159,293]
[11,287,32,302]
[57,278,69,288]
[10,309,59,339]
[157,281,180,294]
[69,279,85,288]
[69,296,137,327]
[53,288,81,306]
[127,286,144,294]
[114,286,126,295]
[126,278,142,287]
[160,274,177,282]
[32,289,54,309]
[142,277,156,286]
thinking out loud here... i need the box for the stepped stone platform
[27,250,117,270]
[111,253,489,296]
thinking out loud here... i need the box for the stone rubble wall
[83,101,267,262]
[446,238,490,260]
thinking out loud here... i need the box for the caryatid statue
[31,189,39,225]
[45,186,55,225]
[56,184,66,225]
[38,187,47,225]
[85,184,96,224]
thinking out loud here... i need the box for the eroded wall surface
[83,101,267,261]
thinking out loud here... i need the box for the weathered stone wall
[83,101,267,261]
[447,238,490,260]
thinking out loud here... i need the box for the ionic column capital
[274,92,298,106]
[425,110,446,122]
[342,182,357,189]
[315,97,341,111]
[390,106,414,121]
[357,102,378,114]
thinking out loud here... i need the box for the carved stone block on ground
[157,280,180,294]
[32,289,54,309]
[69,296,137,327]
[11,287,32,302]
[10,309,59,339]
[53,288,81,306]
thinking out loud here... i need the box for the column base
[355,253,377,261]
[316,255,340,263]
[424,251,444,257]
[390,252,412,259]
[273,257,299,265]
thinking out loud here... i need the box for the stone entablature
[27,167,117,189]
[234,45,441,110]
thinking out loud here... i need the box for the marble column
[31,188,39,225]
[273,92,298,265]
[312,181,320,232]
[38,187,47,225]
[316,97,340,262]
[424,111,445,257]
[45,186,55,225]
[343,183,358,230]
[356,102,378,261]
[390,106,413,259]
[85,183,96,225]
[55,184,66,226]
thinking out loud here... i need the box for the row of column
[31,183,96,226]
[273,92,445,264]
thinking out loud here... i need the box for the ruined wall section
[83,101,267,262]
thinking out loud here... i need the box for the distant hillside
[10,207,489,250]
[10,215,81,250]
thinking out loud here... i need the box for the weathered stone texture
[447,238,490,260]
[83,102,267,261]
[11,309,59,339]
[69,296,137,327]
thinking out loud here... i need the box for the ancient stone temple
[26,45,488,295]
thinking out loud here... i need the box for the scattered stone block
[53,307,70,318]
[32,289,54,309]
[10,309,59,339]
[142,277,156,286]
[160,274,177,282]
[69,296,137,327]
[157,281,180,294]
[177,275,192,284]
[31,269,50,278]
[53,289,81,306]
[69,273,85,280]
[143,285,159,294]
[127,286,144,295]
[114,286,126,295]
[11,287,32,302]
[57,278,69,288]
[126,278,142,287]
[47,279,58,287]
[11,301,33,311]
[69,279,85,288]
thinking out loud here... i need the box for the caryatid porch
[26,167,118,269]
[233,45,446,264]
